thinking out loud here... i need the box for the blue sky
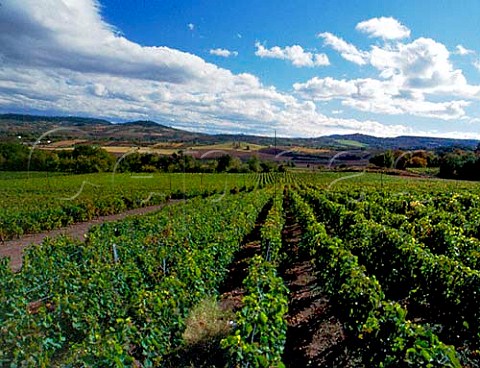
[1,0,480,138]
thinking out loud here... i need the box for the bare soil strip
[219,200,272,312]
[281,202,359,367]
[0,200,180,271]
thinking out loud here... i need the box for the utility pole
[274,129,277,154]
[381,169,384,194]
[274,129,277,198]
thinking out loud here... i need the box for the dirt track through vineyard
[0,200,180,271]
[281,201,360,367]
[219,201,272,312]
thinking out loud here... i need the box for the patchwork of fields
[1,171,479,366]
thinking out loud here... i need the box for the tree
[260,161,276,173]
[227,156,243,172]
[393,151,410,170]
[438,151,475,179]
[247,155,261,172]
[71,145,115,173]
[217,154,234,172]
[370,150,394,169]
[0,142,29,170]
[384,150,395,168]
[409,156,427,168]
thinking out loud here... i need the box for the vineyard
[1,171,480,366]
[0,172,274,241]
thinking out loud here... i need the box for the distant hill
[0,113,112,126]
[326,133,479,150]
[0,113,478,151]
[0,114,205,143]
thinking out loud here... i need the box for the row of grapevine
[260,196,285,263]
[254,173,278,187]
[330,187,480,243]
[287,188,461,367]
[301,186,480,362]
[312,187,480,272]
[223,195,289,367]
[0,190,270,366]
[253,172,296,188]
[367,196,480,271]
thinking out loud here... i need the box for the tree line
[369,146,480,180]
[0,142,285,174]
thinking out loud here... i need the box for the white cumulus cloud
[317,32,369,65]
[295,34,480,121]
[293,77,358,100]
[310,20,480,122]
[255,42,329,67]
[369,37,479,96]
[0,0,233,84]
[0,0,409,138]
[2,1,477,138]
[294,75,471,120]
[356,17,410,40]
[209,48,238,57]
[455,44,474,56]
[473,59,480,71]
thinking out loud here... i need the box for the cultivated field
[0,172,479,367]
[0,172,261,241]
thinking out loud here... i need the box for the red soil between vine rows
[281,204,360,367]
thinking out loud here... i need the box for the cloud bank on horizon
[0,0,479,139]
